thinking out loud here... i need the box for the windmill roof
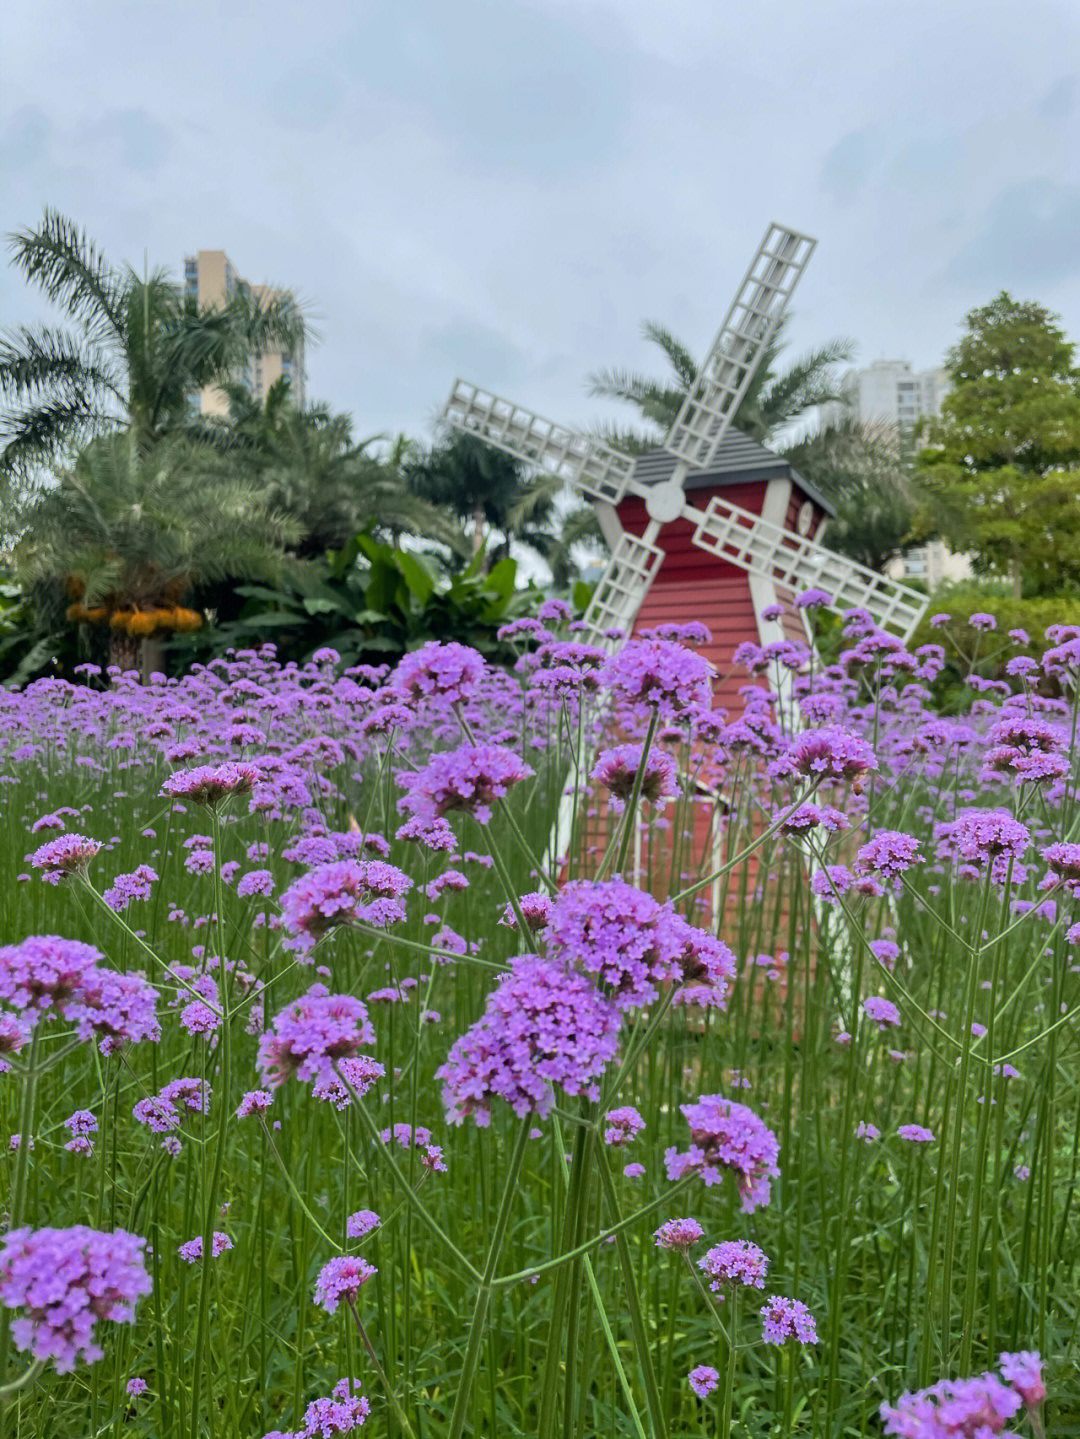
[631,431,835,516]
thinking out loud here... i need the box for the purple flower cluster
[29,833,102,883]
[160,761,260,807]
[855,831,923,881]
[177,1232,233,1263]
[882,1352,1045,1436]
[0,1226,151,1372]
[398,744,532,825]
[0,936,159,1054]
[258,985,376,1089]
[664,1094,780,1212]
[654,1217,704,1251]
[389,641,485,706]
[591,745,680,809]
[698,1239,769,1291]
[760,1296,818,1345]
[604,1106,645,1146]
[265,1377,370,1438]
[438,955,621,1126]
[280,860,412,954]
[313,1255,376,1313]
[770,727,878,785]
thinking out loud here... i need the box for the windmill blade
[442,380,635,506]
[582,531,665,649]
[665,224,816,470]
[689,494,928,638]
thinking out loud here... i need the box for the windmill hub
[644,478,687,525]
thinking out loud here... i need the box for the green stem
[349,1302,417,1439]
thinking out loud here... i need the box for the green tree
[918,293,1080,596]
[222,380,462,559]
[13,432,300,670]
[0,210,305,489]
[586,316,854,449]
[784,418,920,572]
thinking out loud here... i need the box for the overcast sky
[3,0,1079,444]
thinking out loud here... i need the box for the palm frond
[641,321,700,389]
[0,326,124,407]
[8,211,126,345]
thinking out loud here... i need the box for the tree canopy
[918,293,1080,595]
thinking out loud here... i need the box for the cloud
[88,110,173,173]
[820,129,875,204]
[0,106,52,171]
[1038,75,1076,122]
[944,179,1080,290]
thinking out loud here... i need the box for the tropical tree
[405,431,580,574]
[783,418,921,572]
[586,317,854,449]
[918,293,1080,596]
[13,432,300,671]
[0,210,306,492]
[222,380,464,559]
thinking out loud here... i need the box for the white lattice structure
[441,222,929,650]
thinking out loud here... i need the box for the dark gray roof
[631,431,835,516]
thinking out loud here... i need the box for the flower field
[0,603,1076,1437]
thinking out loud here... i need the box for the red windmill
[440,223,927,716]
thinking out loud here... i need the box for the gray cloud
[944,180,1080,290]
[89,110,173,173]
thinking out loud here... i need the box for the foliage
[186,531,548,668]
[918,293,1080,595]
[0,210,305,494]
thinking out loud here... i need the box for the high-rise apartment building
[835,359,970,589]
[183,251,306,416]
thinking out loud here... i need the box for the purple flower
[591,745,679,809]
[102,865,158,912]
[133,1096,181,1133]
[177,1233,233,1263]
[599,639,711,714]
[770,727,877,785]
[398,744,532,825]
[623,1162,645,1178]
[654,1218,704,1251]
[882,1370,1023,1436]
[314,1255,377,1314]
[0,1226,151,1372]
[500,891,554,931]
[1043,842,1080,881]
[68,967,161,1054]
[898,1124,935,1144]
[258,985,376,1089]
[664,1095,780,1211]
[698,1239,769,1291]
[761,1296,818,1345]
[29,833,102,883]
[544,878,683,1012]
[126,1376,148,1397]
[438,955,621,1126]
[0,935,101,1017]
[0,1012,30,1070]
[969,611,997,631]
[389,641,485,706]
[160,762,260,807]
[779,803,849,835]
[237,1089,274,1119]
[999,1350,1045,1408]
[856,1122,881,1143]
[237,868,275,898]
[863,996,902,1030]
[855,831,923,881]
[795,587,834,610]
[64,1109,98,1137]
[688,1365,719,1398]
[604,1106,645,1146]
[937,810,1030,868]
[346,1211,381,1240]
[280,860,412,954]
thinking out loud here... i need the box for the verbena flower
[438,955,621,1126]
[863,996,902,1030]
[665,1095,780,1211]
[237,1089,274,1119]
[599,638,711,714]
[68,968,161,1053]
[604,1106,645,1146]
[688,1365,719,1398]
[882,1368,1024,1436]
[313,1255,377,1314]
[29,834,102,883]
[126,1376,148,1397]
[591,745,679,809]
[294,1378,370,1435]
[544,879,687,1012]
[500,891,554,931]
[0,1226,151,1372]
[761,1296,818,1345]
[398,744,532,825]
[280,860,412,954]
[698,1239,769,1291]
[389,641,485,706]
[654,1218,703,1251]
[855,831,923,881]
[769,727,877,785]
[102,865,158,911]
[258,986,376,1089]
[160,762,260,807]
[346,1211,381,1240]
[998,1350,1045,1408]
[177,1233,233,1263]
[898,1124,935,1144]
[0,935,101,1017]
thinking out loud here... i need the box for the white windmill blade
[581,531,666,649]
[689,493,928,638]
[441,379,636,506]
[665,224,816,471]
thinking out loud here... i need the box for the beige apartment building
[183,250,306,416]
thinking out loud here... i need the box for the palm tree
[222,380,463,559]
[405,431,573,572]
[14,432,301,671]
[0,210,306,491]
[586,317,854,448]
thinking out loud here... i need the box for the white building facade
[838,360,971,589]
